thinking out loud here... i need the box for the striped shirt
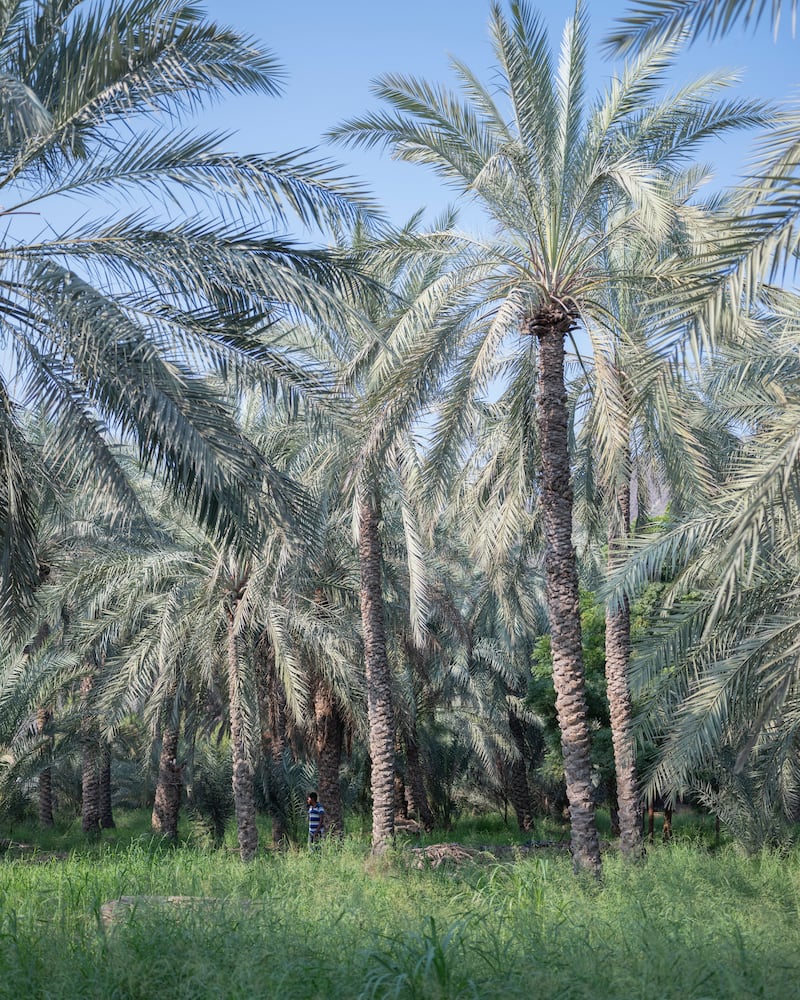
[308,802,325,840]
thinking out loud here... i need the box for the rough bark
[80,674,100,837]
[152,695,182,841]
[507,709,533,832]
[257,644,291,847]
[394,770,408,818]
[37,707,54,828]
[313,675,344,838]
[528,306,602,876]
[647,799,673,842]
[609,777,621,837]
[403,729,435,831]
[358,487,395,854]
[606,474,643,860]
[99,744,115,829]
[227,607,258,861]
[27,625,54,829]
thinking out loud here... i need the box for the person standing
[306,791,326,846]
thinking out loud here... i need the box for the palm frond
[606,0,797,55]
[0,375,41,635]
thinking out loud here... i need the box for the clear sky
[199,0,800,235]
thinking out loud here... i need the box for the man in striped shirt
[306,791,326,846]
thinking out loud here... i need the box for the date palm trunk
[99,743,115,829]
[313,676,344,838]
[507,709,533,832]
[152,692,182,841]
[358,486,395,854]
[37,707,54,828]
[80,674,101,837]
[28,625,54,829]
[606,473,643,860]
[528,305,602,876]
[227,606,258,861]
[259,646,291,847]
[39,762,54,828]
[403,728,435,831]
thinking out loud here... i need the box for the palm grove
[1,0,799,876]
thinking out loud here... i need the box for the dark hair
[307,791,318,802]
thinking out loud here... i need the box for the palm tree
[332,0,761,873]
[607,307,800,837]
[79,667,101,836]
[355,481,396,851]
[296,214,466,854]
[0,0,371,634]
[568,208,738,857]
[605,2,800,848]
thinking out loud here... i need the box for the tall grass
[0,820,799,998]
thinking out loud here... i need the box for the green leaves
[606,0,798,56]
[0,375,41,633]
[0,0,377,626]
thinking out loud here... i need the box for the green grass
[0,812,797,998]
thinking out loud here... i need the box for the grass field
[0,811,797,998]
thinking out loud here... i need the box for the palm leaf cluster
[0,0,371,630]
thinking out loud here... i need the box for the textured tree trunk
[80,673,101,837]
[262,654,289,847]
[358,486,396,854]
[313,675,344,838]
[647,798,673,842]
[227,607,258,861]
[609,777,621,837]
[152,694,182,841]
[529,306,602,876]
[38,762,54,828]
[507,709,533,832]
[28,623,54,829]
[257,643,291,847]
[99,744,115,829]
[394,770,408,818]
[403,729,435,831]
[606,473,643,860]
[37,707,54,828]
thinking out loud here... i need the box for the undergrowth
[0,813,797,998]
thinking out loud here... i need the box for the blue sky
[200,0,800,234]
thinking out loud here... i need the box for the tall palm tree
[568,207,737,857]
[300,214,466,854]
[605,3,800,846]
[0,0,371,634]
[332,0,761,873]
[607,304,800,830]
